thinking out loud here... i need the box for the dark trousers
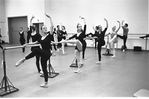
[31,47,41,72]
[82,41,87,59]
[25,48,50,82]
[97,43,102,61]
[95,39,98,49]
[35,55,41,72]
[117,35,127,49]
[57,37,62,49]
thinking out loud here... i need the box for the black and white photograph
[0,0,149,98]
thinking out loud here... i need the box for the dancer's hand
[31,16,35,20]
[104,18,107,21]
[79,16,84,19]
[23,43,27,48]
[117,21,120,23]
[45,13,51,18]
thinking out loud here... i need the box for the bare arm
[30,16,35,26]
[116,21,121,33]
[104,18,108,29]
[45,14,54,35]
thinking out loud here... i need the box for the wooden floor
[0,44,149,97]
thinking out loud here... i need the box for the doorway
[33,22,44,35]
[8,16,27,44]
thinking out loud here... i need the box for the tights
[25,48,51,82]
[97,43,102,61]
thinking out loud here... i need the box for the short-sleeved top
[31,33,42,51]
[122,26,129,36]
[93,28,107,44]
[68,25,87,44]
[38,33,52,54]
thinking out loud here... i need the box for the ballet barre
[52,39,78,44]
[0,44,40,96]
[3,44,40,50]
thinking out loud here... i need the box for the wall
[0,0,7,42]
[45,0,148,50]
[4,0,45,42]
[1,0,148,50]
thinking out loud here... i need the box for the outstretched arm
[45,13,54,35]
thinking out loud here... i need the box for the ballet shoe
[40,83,48,88]
[111,55,115,58]
[15,58,25,67]
[96,61,101,64]
[74,69,80,73]
[38,71,43,74]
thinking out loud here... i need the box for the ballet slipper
[40,82,48,88]
[15,58,25,67]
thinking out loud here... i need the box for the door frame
[8,16,28,44]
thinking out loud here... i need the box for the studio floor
[0,44,149,97]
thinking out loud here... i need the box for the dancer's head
[124,23,128,27]
[41,25,48,35]
[31,25,36,32]
[112,26,116,31]
[77,23,82,33]
[19,27,23,31]
[98,25,102,31]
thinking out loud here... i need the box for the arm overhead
[45,13,54,35]
[116,21,121,33]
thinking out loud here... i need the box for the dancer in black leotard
[67,16,86,73]
[93,18,108,64]
[19,27,26,52]
[29,16,42,74]
[15,14,54,88]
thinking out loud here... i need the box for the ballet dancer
[50,28,57,56]
[15,14,54,88]
[109,21,121,58]
[93,18,108,64]
[29,16,43,74]
[92,25,100,49]
[60,24,68,54]
[117,20,129,52]
[19,27,26,52]
[67,16,86,73]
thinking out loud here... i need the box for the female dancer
[29,16,42,74]
[94,18,108,64]
[67,16,86,73]
[19,27,26,52]
[109,21,120,58]
[15,14,54,88]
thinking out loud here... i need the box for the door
[33,22,44,35]
[8,16,27,44]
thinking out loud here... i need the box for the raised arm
[30,16,35,26]
[45,13,54,35]
[79,16,86,25]
[104,18,108,29]
[116,21,121,33]
[79,16,86,34]
[121,20,125,29]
